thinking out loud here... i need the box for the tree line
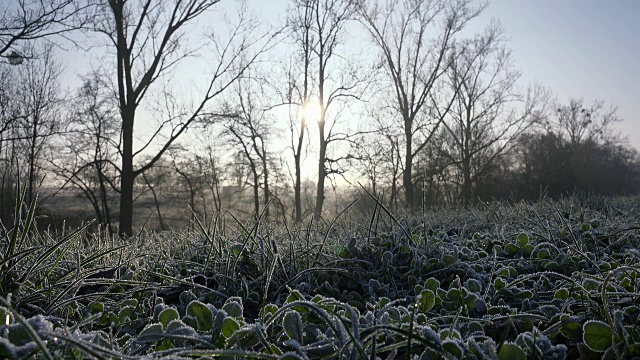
[0,0,637,236]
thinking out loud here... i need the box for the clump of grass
[1,194,640,359]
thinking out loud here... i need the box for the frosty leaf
[221,317,240,338]
[137,323,164,343]
[583,320,613,352]
[282,311,303,343]
[158,308,179,329]
[498,342,525,360]
[418,289,435,312]
[187,300,213,332]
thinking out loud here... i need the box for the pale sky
[57,0,640,151]
[238,0,640,150]
[481,0,640,150]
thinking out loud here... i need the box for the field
[1,195,640,359]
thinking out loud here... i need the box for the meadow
[1,194,640,359]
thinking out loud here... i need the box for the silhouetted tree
[0,0,92,60]
[52,74,120,234]
[283,0,315,222]
[289,0,369,218]
[16,45,66,205]
[220,73,275,220]
[92,0,278,236]
[514,113,639,200]
[357,0,487,208]
[439,23,547,206]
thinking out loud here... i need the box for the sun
[302,98,322,122]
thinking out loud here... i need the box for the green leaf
[536,249,550,259]
[118,305,135,323]
[286,290,305,304]
[418,289,436,312]
[86,301,104,315]
[232,244,244,257]
[187,300,214,332]
[560,320,581,340]
[165,319,197,337]
[498,342,526,360]
[443,254,456,265]
[137,323,164,343]
[221,317,240,338]
[504,243,519,255]
[0,306,8,324]
[123,299,138,307]
[159,308,179,329]
[222,301,243,319]
[518,290,533,299]
[182,315,198,329]
[465,293,478,309]
[446,288,461,300]
[443,340,463,358]
[261,304,279,322]
[283,311,304,343]
[555,288,570,300]
[465,279,482,293]
[517,233,529,247]
[583,320,613,352]
[424,278,440,292]
[381,251,393,265]
[156,338,173,351]
[583,279,600,291]
[521,244,534,255]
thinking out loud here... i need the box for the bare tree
[352,130,402,209]
[13,44,66,205]
[220,74,274,220]
[0,0,92,61]
[92,0,278,236]
[0,66,20,139]
[194,130,226,214]
[0,66,22,221]
[281,0,315,222]
[288,0,369,218]
[52,74,120,234]
[169,148,208,224]
[140,163,167,231]
[548,98,622,149]
[438,23,547,206]
[356,0,486,208]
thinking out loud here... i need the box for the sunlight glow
[302,98,322,122]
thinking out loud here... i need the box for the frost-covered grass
[1,194,640,359]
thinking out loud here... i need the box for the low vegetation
[1,194,640,359]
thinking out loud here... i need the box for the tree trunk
[119,169,134,237]
[27,118,38,205]
[315,123,327,217]
[294,128,304,222]
[143,173,165,231]
[250,161,259,219]
[262,152,269,219]
[462,157,472,207]
[97,163,113,234]
[462,111,472,207]
[119,113,134,237]
[403,125,414,208]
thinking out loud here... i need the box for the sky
[234,0,640,150]
[57,0,640,151]
[481,0,640,150]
